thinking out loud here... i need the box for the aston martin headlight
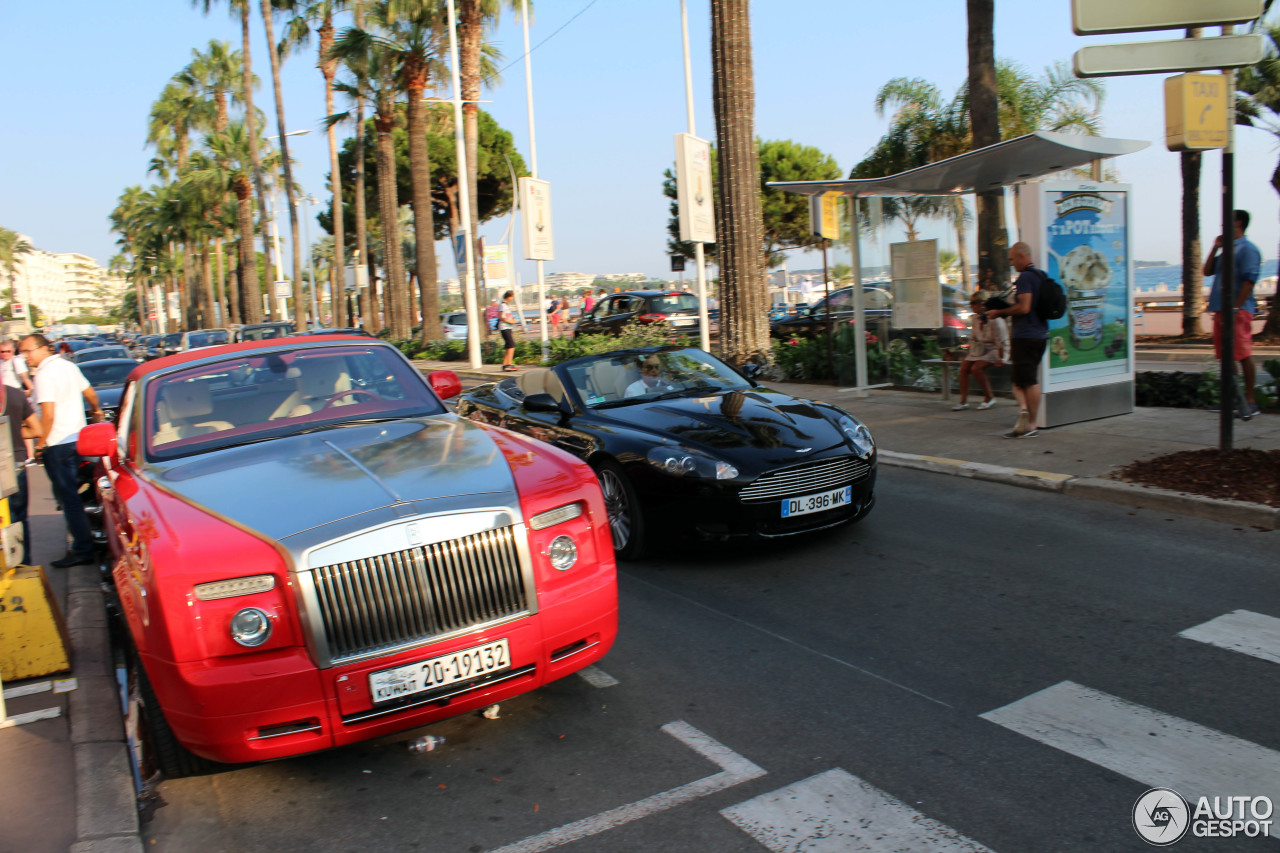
[646,445,739,480]
[548,535,578,570]
[837,415,875,457]
[230,608,273,647]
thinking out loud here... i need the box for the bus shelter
[769,130,1149,428]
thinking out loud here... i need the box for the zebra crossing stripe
[981,681,1280,839]
[722,768,996,852]
[1179,610,1280,666]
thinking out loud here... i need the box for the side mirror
[428,369,462,400]
[78,422,119,462]
[741,362,763,381]
[522,393,563,414]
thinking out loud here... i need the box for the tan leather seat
[154,382,233,445]
[517,368,566,404]
[269,359,353,418]
[583,360,638,402]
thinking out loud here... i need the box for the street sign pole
[1220,37,1238,450]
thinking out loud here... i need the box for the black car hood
[600,387,851,463]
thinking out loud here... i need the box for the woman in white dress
[953,293,1009,411]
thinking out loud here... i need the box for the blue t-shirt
[1208,235,1261,314]
[1011,266,1049,340]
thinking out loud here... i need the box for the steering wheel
[321,389,380,409]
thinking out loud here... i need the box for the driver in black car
[624,356,677,398]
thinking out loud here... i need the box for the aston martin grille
[738,456,870,503]
[310,526,531,664]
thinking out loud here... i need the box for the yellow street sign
[810,191,842,241]
[1165,72,1229,151]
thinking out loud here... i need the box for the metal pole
[681,0,711,352]
[303,195,320,328]
[521,0,548,360]
[1219,25,1236,450]
[447,0,482,368]
[850,196,867,391]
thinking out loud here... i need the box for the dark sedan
[574,290,703,337]
[79,358,136,423]
[71,345,133,364]
[456,346,876,559]
[770,284,968,347]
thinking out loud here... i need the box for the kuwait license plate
[369,639,510,704]
[781,485,852,518]
[673,317,696,326]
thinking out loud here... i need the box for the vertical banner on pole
[675,133,716,243]
[519,178,555,261]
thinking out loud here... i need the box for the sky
[3,0,1278,287]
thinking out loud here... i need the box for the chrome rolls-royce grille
[310,526,532,665]
[738,456,870,504]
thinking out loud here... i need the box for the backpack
[1035,269,1067,322]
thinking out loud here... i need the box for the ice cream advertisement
[1043,189,1130,383]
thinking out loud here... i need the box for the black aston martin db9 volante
[456,346,876,559]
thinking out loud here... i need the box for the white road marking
[0,706,61,728]
[488,721,765,853]
[576,665,619,689]
[1179,610,1280,665]
[2,680,52,700]
[722,768,996,852]
[982,681,1280,838]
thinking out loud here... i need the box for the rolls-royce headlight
[646,445,738,480]
[837,415,875,457]
[530,502,583,530]
[230,608,273,647]
[548,535,578,570]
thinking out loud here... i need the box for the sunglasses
[641,362,661,373]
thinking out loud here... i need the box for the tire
[126,645,218,779]
[592,459,645,561]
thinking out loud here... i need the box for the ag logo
[1133,787,1190,846]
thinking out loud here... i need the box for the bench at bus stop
[922,358,1013,402]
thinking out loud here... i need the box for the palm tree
[1236,23,1280,338]
[710,0,770,366]
[281,0,349,328]
[148,79,212,178]
[966,0,1003,283]
[332,21,410,337]
[178,40,246,135]
[0,226,33,319]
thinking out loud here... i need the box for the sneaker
[1021,428,1039,437]
[1012,410,1031,434]
[952,403,969,411]
[1003,428,1039,439]
[976,399,995,410]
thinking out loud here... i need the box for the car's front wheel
[592,459,645,560]
[122,638,218,779]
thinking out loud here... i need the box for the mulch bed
[1115,448,1280,508]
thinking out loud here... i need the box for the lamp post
[301,193,321,328]
[267,130,311,323]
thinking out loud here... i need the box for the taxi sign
[1165,73,1229,151]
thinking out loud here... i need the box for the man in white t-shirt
[20,335,103,568]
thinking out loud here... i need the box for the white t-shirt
[33,355,90,446]
[624,377,676,398]
[1,355,28,389]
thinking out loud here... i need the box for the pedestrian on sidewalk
[953,293,1009,411]
[19,334,103,568]
[986,242,1048,438]
[3,381,40,566]
[1203,208,1261,417]
[499,290,523,372]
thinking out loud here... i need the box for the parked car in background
[768,284,968,348]
[180,328,231,350]
[574,290,702,337]
[289,327,375,338]
[441,311,469,340]
[457,345,877,560]
[162,332,183,357]
[78,358,136,423]
[233,322,295,342]
[132,335,163,361]
[77,337,618,777]
[71,345,134,364]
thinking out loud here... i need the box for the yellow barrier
[0,565,71,682]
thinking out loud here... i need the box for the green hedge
[392,320,682,367]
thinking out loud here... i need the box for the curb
[66,564,143,853]
[878,451,1280,530]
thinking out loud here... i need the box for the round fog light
[547,535,578,571]
[230,607,273,647]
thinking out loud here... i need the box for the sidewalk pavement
[4,358,1276,853]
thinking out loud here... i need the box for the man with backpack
[985,241,1049,438]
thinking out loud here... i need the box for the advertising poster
[519,177,555,261]
[889,239,942,330]
[675,133,716,243]
[483,244,510,290]
[1042,187,1131,387]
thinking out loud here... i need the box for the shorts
[500,328,515,349]
[1009,338,1047,388]
[1212,310,1253,360]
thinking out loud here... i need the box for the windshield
[143,344,447,461]
[187,330,229,348]
[241,324,292,341]
[75,347,130,363]
[80,361,135,387]
[163,333,181,347]
[563,347,750,408]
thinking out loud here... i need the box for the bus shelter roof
[766,131,1149,198]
